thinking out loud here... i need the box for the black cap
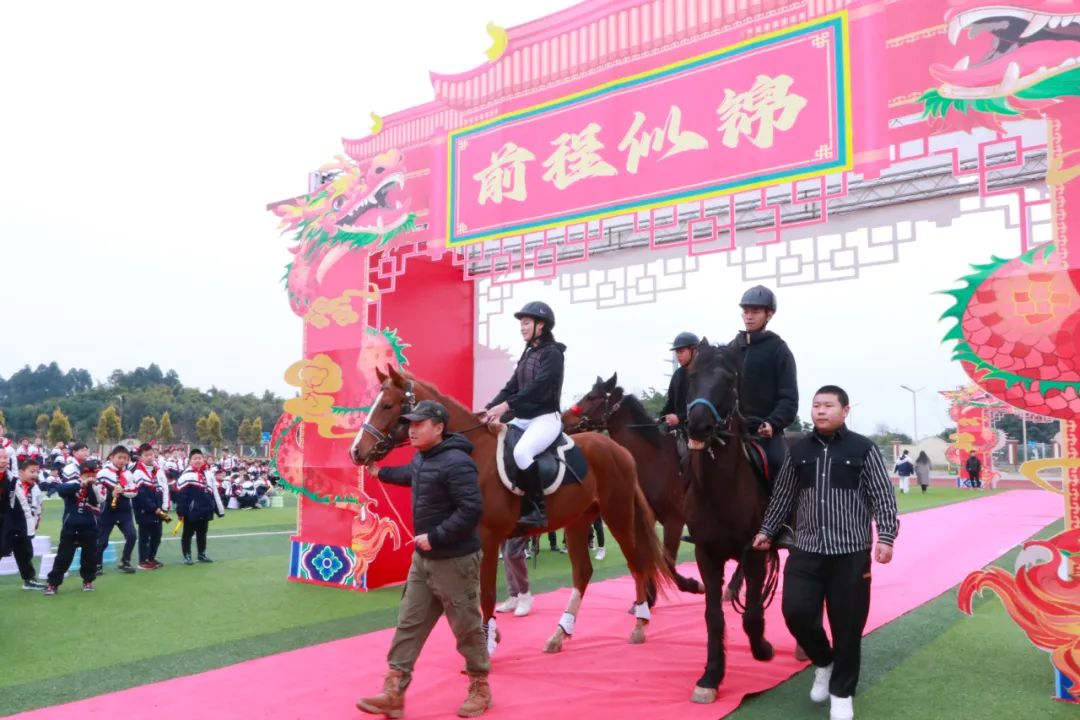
[80,459,102,474]
[402,400,450,427]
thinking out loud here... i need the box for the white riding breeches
[509,412,563,470]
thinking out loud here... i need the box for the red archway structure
[269,0,1079,701]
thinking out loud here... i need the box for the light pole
[899,385,925,442]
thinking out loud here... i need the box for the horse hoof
[794,644,808,661]
[691,687,717,704]
[752,641,775,662]
[629,625,646,644]
[543,628,566,653]
[693,580,705,594]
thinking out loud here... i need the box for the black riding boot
[517,491,548,531]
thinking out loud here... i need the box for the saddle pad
[496,426,586,496]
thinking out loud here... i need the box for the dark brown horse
[564,373,704,598]
[683,341,776,704]
[350,366,672,655]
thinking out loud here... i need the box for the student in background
[44,459,104,595]
[3,456,45,590]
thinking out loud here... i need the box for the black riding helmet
[670,331,700,351]
[738,285,777,311]
[514,301,556,330]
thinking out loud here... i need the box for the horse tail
[628,473,675,594]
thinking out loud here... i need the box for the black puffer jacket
[379,434,482,559]
[660,365,689,423]
[488,339,566,419]
[730,329,798,433]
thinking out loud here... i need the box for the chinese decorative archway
[268,0,1079,702]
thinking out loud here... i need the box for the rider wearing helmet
[482,301,566,529]
[732,285,798,480]
[661,331,700,428]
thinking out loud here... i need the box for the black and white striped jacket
[761,426,899,555]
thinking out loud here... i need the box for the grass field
[3,486,1067,717]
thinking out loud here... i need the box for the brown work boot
[456,672,493,717]
[356,670,405,718]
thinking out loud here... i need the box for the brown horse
[683,341,776,704]
[564,373,704,598]
[350,366,672,655]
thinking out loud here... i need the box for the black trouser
[138,521,162,563]
[10,535,36,581]
[781,549,872,699]
[588,517,605,548]
[48,528,97,586]
[97,511,136,565]
[181,518,209,556]
[968,470,981,488]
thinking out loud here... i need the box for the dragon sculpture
[959,527,1080,698]
[920,4,1080,698]
[273,148,416,316]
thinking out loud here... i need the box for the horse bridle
[574,391,623,432]
[687,367,743,448]
[360,380,416,461]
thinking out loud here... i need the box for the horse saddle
[496,424,587,497]
[742,439,773,497]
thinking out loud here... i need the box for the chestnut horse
[564,373,704,599]
[350,366,672,655]
[684,341,776,704]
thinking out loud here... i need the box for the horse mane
[617,393,664,448]
[396,371,476,426]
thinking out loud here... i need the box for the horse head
[685,340,742,448]
[349,365,414,465]
[565,373,623,432]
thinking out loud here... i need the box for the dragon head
[921,2,1080,128]
[274,148,416,315]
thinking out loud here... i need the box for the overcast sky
[0,0,574,393]
[1,1,1044,440]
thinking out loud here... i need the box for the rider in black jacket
[483,301,565,530]
[731,285,799,481]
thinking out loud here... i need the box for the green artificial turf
[0,486,1055,716]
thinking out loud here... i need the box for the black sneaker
[151,559,164,568]
[197,553,213,563]
[118,562,136,574]
[22,580,45,590]
[43,584,58,596]
[82,581,95,592]
[183,554,195,565]
[95,565,105,577]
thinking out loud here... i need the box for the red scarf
[136,462,157,485]
[190,467,207,485]
[21,481,33,497]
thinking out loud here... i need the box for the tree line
[0,362,283,450]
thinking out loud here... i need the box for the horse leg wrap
[633,602,651,623]
[485,618,498,655]
[559,612,576,636]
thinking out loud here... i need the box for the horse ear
[699,336,709,346]
[387,365,405,387]
[609,372,618,387]
[595,375,603,386]
[374,367,388,384]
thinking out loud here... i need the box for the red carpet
[10,490,1062,720]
